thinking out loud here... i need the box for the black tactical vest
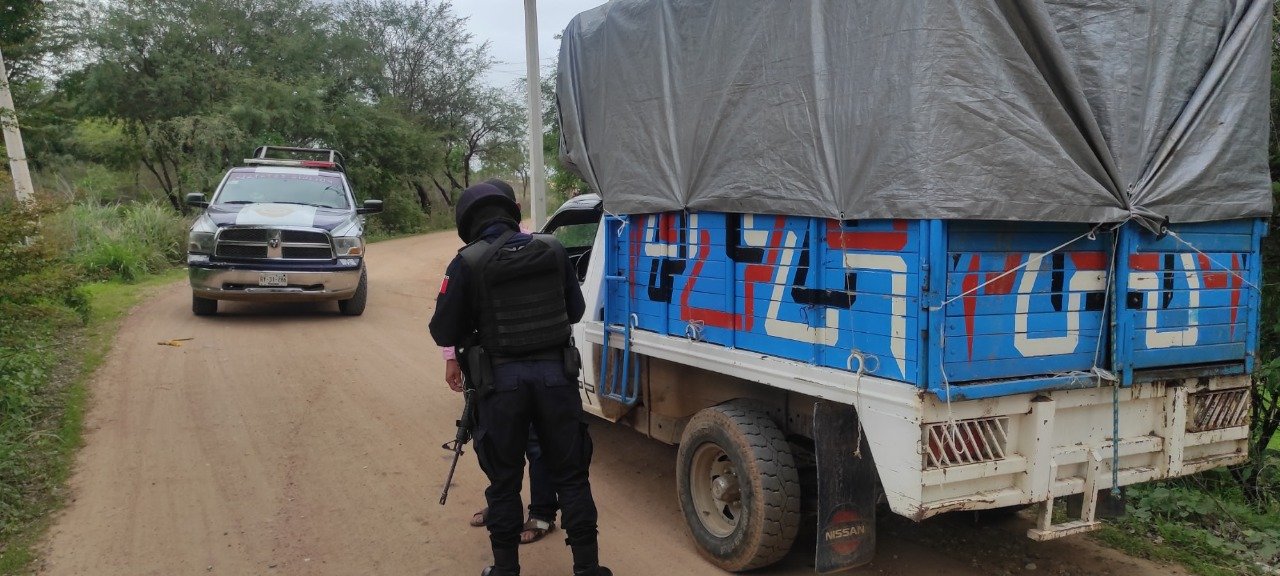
[460,231,572,356]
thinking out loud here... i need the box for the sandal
[470,507,487,527]
[519,518,555,544]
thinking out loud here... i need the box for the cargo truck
[554,1,1274,573]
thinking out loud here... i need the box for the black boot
[571,568,612,576]
[481,547,520,576]
[570,544,612,576]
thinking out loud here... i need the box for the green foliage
[338,0,522,207]
[0,201,86,548]
[1103,464,1280,575]
[1270,14,1279,182]
[66,119,139,170]
[367,187,429,237]
[541,69,590,210]
[42,202,189,282]
[327,101,442,233]
[1238,8,1280,507]
[59,0,514,224]
[0,0,48,82]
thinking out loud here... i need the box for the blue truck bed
[603,213,1265,400]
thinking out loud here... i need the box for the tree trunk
[412,181,432,212]
[429,175,454,208]
[141,155,180,211]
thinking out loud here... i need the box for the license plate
[259,273,287,287]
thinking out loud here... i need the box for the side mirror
[357,199,383,215]
[185,192,208,208]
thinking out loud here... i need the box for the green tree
[1236,9,1280,504]
[541,68,589,209]
[1,0,87,170]
[339,0,524,209]
[76,0,371,208]
[0,0,47,82]
[430,86,525,199]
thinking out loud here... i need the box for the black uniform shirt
[429,221,586,352]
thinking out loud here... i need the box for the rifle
[438,380,476,505]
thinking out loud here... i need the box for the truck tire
[676,403,801,572]
[338,270,367,316]
[192,294,217,316]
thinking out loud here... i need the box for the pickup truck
[554,1,1272,573]
[184,146,382,316]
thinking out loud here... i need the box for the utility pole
[0,47,34,204]
[524,0,547,230]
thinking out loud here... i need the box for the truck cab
[541,193,602,282]
[185,146,382,316]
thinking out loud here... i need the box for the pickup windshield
[216,171,350,209]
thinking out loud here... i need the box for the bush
[43,202,189,282]
[0,201,87,542]
[369,186,429,236]
[1104,464,1280,575]
[74,164,140,205]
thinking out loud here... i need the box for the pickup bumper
[189,261,362,302]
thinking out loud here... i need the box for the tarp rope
[929,220,1119,470]
[840,222,873,460]
[926,220,1126,481]
[927,217,1262,497]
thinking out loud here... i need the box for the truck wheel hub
[711,475,740,502]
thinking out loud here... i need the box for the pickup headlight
[333,236,364,257]
[188,231,215,255]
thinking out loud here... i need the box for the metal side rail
[598,214,640,406]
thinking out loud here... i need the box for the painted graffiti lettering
[1012,252,1107,357]
[792,235,858,308]
[1129,253,1201,349]
[614,215,1253,387]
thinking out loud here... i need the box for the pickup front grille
[218,228,270,242]
[282,230,329,243]
[218,244,269,259]
[283,246,335,259]
[214,227,334,261]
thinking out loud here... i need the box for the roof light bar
[247,145,346,173]
[242,158,340,170]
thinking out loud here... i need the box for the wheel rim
[689,442,743,538]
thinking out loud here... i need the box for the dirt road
[37,231,1184,576]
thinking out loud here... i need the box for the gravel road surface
[37,231,1185,576]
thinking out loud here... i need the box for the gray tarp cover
[557,0,1274,226]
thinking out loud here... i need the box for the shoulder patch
[439,275,449,294]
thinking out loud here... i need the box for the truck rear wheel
[338,270,367,316]
[192,294,217,316]
[676,403,801,572]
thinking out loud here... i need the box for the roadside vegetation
[0,197,188,572]
[0,0,586,571]
[0,1,1278,575]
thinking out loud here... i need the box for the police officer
[430,182,610,576]
[445,179,559,543]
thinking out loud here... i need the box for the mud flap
[813,401,877,573]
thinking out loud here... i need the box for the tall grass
[43,203,189,282]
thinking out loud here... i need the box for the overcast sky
[452,0,606,88]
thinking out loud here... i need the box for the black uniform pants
[474,358,598,553]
